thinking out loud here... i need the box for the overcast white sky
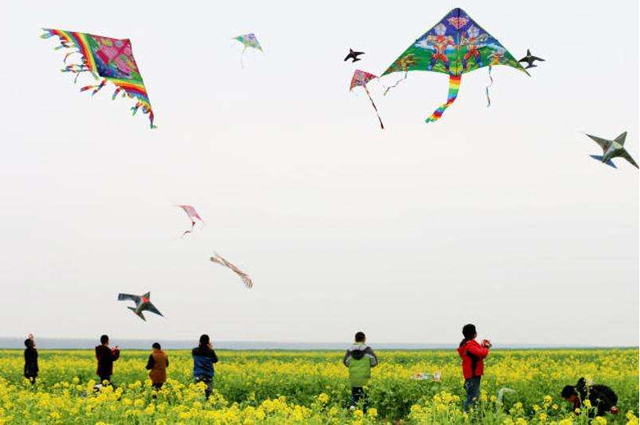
[1,0,638,346]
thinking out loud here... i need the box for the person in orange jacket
[146,342,169,391]
[457,324,491,411]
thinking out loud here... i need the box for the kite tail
[383,70,408,96]
[425,75,461,123]
[364,85,384,130]
[485,65,493,107]
[240,47,246,69]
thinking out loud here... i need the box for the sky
[1,0,638,347]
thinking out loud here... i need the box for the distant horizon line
[0,336,637,350]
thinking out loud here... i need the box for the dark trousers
[464,376,481,411]
[152,382,164,390]
[195,376,213,399]
[98,375,113,387]
[25,375,37,385]
[350,387,367,411]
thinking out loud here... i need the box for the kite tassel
[131,102,141,116]
[425,75,461,123]
[383,70,408,96]
[112,87,123,100]
[485,65,493,108]
[80,79,106,96]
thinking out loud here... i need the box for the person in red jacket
[457,324,491,411]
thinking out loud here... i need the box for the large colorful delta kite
[382,8,528,123]
[234,33,263,68]
[350,70,384,129]
[41,29,155,128]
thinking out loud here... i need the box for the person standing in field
[343,331,378,411]
[192,334,218,400]
[23,334,38,385]
[457,323,491,411]
[95,334,120,386]
[146,342,169,391]
[561,377,619,417]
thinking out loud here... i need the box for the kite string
[383,70,408,96]
[240,46,246,69]
[485,65,493,107]
[363,85,384,130]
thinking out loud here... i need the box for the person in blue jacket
[192,334,218,399]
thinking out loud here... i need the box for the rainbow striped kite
[41,29,156,128]
[381,8,528,123]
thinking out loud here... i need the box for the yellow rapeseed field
[0,349,637,424]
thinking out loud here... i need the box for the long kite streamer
[350,70,384,129]
[210,253,253,289]
[425,75,461,123]
[41,29,156,128]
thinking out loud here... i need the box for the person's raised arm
[466,342,489,359]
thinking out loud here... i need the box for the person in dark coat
[192,334,218,399]
[24,334,39,385]
[146,342,169,391]
[95,334,120,385]
[562,377,619,417]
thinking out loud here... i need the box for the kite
[210,253,253,288]
[381,8,528,122]
[585,131,638,169]
[41,29,155,128]
[177,205,204,236]
[518,49,545,69]
[117,292,163,321]
[412,371,442,381]
[350,70,384,130]
[344,48,365,63]
[497,387,516,403]
[234,33,263,68]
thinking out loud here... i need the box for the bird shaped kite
[117,292,163,321]
[382,8,528,123]
[344,48,365,63]
[585,131,638,169]
[234,33,263,68]
[41,29,155,128]
[350,70,384,129]
[518,49,545,69]
[177,205,204,237]
[210,253,253,288]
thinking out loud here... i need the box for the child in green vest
[343,331,378,411]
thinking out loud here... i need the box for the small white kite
[177,205,204,237]
[412,371,441,381]
[210,253,253,289]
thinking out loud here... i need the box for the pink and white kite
[177,205,204,237]
[350,69,384,130]
[210,253,253,289]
